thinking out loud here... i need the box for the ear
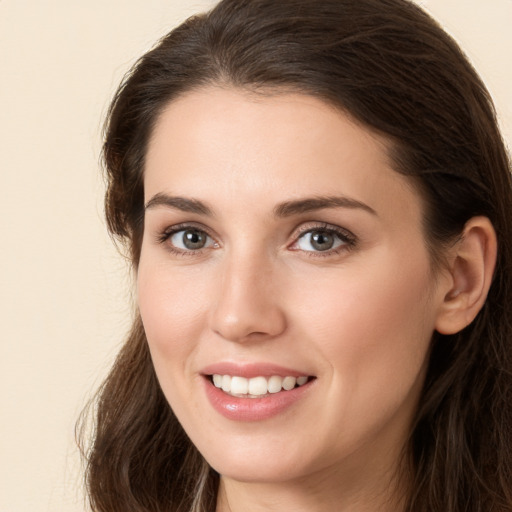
[435,216,497,335]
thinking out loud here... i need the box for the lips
[201,362,312,379]
[201,362,315,421]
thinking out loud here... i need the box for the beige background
[0,1,510,511]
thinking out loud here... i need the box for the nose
[209,254,287,343]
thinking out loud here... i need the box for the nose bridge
[209,245,286,342]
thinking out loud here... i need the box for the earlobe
[435,216,497,335]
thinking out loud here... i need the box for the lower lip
[203,377,314,422]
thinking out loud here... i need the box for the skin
[137,87,456,511]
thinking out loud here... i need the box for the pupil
[183,230,206,249]
[311,231,334,251]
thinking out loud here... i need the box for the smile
[211,374,310,397]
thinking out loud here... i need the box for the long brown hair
[78,1,512,510]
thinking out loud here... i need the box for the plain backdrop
[0,1,510,511]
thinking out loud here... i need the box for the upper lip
[200,362,313,379]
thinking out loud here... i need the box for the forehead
[144,87,421,224]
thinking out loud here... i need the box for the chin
[209,458,307,484]
[194,434,326,485]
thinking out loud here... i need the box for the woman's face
[138,88,448,486]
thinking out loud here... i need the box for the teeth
[231,376,248,395]
[211,374,309,397]
[282,376,296,391]
[248,376,268,395]
[297,376,308,386]
[268,375,282,394]
[221,375,231,392]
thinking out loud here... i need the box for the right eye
[168,228,215,251]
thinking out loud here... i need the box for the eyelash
[156,223,217,257]
[155,222,357,258]
[290,222,357,258]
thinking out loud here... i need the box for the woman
[79,0,512,510]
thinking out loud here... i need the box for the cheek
[137,262,208,370]
[136,261,215,430]
[289,248,436,405]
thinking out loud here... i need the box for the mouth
[209,374,314,398]
[202,365,316,421]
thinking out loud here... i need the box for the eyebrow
[144,193,377,218]
[144,193,213,216]
[273,195,377,217]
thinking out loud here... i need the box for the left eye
[169,228,215,251]
[296,229,347,252]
